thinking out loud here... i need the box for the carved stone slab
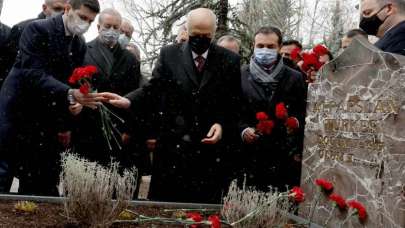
[300,38,405,228]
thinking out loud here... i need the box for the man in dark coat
[73,8,142,170]
[0,0,101,195]
[360,0,405,55]
[101,8,242,203]
[1,0,67,88]
[239,26,307,192]
[0,21,10,89]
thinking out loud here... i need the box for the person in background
[73,8,143,173]
[341,29,368,49]
[0,21,11,89]
[127,43,141,61]
[0,0,101,195]
[239,26,306,192]
[360,0,405,55]
[217,35,241,54]
[280,39,303,60]
[3,0,68,78]
[175,23,188,43]
[119,18,134,48]
[100,8,242,204]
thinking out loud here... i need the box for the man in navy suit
[0,0,102,195]
[360,0,405,55]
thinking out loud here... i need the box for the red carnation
[79,83,90,95]
[290,47,302,61]
[315,179,334,195]
[329,193,347,210]
[256,112,269,121]
[256,120,274,135]
[289,186,305,203]
[275,103,288,120]
[347,200,367,222]
[84,65,97,75]
[285,117,299,134]
[301,52,323,72]
[313,44,329,56]
[208,215,221,228]
[187,212,203,228]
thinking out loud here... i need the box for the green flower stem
[339,210,356,228]
[324,205,336,227]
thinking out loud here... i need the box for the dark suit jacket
[126,43,242,203]
[0,15,86,174]
[1,12,47,88]
[0,22,11,88]
[72,38,142,167]
[239,60,307,191]
[375,20,405,55]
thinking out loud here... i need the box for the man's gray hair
[186,8,217,33]
[217,35,241,46]
[381,0,405,13]
[98,8,122,24]
[45,0,68,5]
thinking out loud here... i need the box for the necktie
[195,55,205,73]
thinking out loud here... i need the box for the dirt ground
[0,200,204,228]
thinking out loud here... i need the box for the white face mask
[66,10,90,36]
[99,27,120,46]
[118,34,131,48]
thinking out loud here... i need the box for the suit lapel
[181,43,199,87]
[87,40,110,78]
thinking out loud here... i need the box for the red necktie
[195,55,205,73]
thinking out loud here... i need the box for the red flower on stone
[329,193,347,210]
[256,112,269,121]
[290,48,302,61]
[289,186,305,203]
[186,212,203,228]
[347,200,367,222]
[315,179,334,195]
[285,117,299,134]
[208,215,221,228]
[256,120,274,135]
[275,102,288,120]
[313,44,330,56]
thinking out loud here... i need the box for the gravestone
[300,37,405,228]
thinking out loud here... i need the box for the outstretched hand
[72,89,104,109]
[201,123,222,145]
[99,92,131,109]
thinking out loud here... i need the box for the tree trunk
[216,0,228,38]
[0,0,3,17]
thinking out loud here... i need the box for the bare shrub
[222,180,292,227]
[60,153,137,227]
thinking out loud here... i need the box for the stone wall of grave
[300,37,405,228]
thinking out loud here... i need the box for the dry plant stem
[324,206,336,227]
[163,208,218,213]
[308,191,321,226]
[339,210,356,228]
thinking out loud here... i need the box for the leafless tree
[0,0,3,16]
[118,0,229,69]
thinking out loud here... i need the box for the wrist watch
[67,89,76,105]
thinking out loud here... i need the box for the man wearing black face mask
[99,8,242,203]
[360,0,405,55]
[73,8,142,176]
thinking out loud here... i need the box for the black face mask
[360,5,389,36]
[189,36,212,55]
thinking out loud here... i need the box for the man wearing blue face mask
[239,26,307,191]
[0,0,101,195]
[72,8,142,175]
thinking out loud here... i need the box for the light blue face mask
[254,48,278,66]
